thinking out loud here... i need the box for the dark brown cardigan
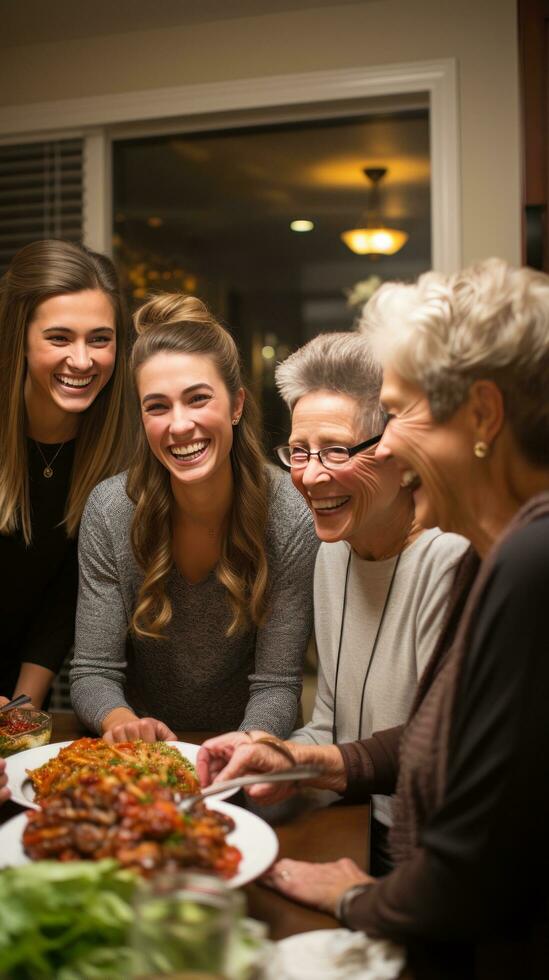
[339,493,549,979]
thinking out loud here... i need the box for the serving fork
[177,763,322,811]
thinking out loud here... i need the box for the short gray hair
[275,331,385,436]
[360,257,549,467]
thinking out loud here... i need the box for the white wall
[0,0,521,265]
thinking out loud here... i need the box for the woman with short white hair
[200,259,549,978]
[200,330,467,874]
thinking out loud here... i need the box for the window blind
[0,138,83,275]
[0,139,84,708]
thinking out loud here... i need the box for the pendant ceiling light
[341,167,408,257]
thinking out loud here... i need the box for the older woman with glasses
[199,331,467,873]
[199,260,549,979]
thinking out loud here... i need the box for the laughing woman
[0,240,130,708]
[200,331,467,874]
[70,294,318,741]
[199,260,549,978]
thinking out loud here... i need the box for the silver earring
[474,440,489,459]
[232,417,241,426]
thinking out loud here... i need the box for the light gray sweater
[70,466,318,736]
[292,528,468,825]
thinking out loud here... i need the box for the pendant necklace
[34,441,65,479]
[331,547,402,744]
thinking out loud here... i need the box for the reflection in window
[112,111,430,449]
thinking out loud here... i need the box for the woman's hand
[0,758,10,805]
[199,736,347,803]
[197,730,270,786]
[262,858,373,915]
[200,737,298,803]
[102,709,177,744]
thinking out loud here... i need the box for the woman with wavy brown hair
[0,239,131,709]
[70,293,317,741]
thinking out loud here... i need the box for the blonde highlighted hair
[361,258,549,467]
[0,239,131,543]
[127,292,269,640]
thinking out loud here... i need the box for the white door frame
[0,58,461,270]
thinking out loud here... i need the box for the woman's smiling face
[289,390,402,548]
[25,289,116,418]
[377,366,474,532]
[137,351,244,489]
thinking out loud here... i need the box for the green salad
[0,861,267,979]
[0,861,137,979]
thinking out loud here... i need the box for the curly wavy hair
[127,292,269,640]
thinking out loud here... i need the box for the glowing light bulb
[290,219,314,232]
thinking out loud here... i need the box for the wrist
[101,707,137,732]
[335,883,371,926]
[292,743,347,793]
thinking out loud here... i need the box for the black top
[0,440,77,697]
[417,512,549,974]
[345,511,549,978]
[424,515,549,904]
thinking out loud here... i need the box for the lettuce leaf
[0,860,139,979]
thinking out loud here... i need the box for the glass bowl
[0,708,52,758]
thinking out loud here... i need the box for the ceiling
[2,0,374,47]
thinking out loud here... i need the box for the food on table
[27,737,199,800]
[0,860,138,980]
[0,860,264,980]
[0,708,52,758]
[22,773,242,878]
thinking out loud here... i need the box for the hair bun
[133,293,211,335]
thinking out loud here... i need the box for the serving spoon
[177,764,323,811]
[0,694,32,713]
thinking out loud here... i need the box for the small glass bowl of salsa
[0,708,52,758]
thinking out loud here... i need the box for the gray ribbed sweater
[70,466,318,735]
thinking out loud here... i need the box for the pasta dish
[27,737,200,801]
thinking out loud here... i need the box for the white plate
[0,799,278,889]
[5,740,236,810]
[263,929,406,980]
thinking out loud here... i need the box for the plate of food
[6,737,234,809]
[0,796,278,889]
[0,860,272,979]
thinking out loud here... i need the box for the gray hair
[275,331,385,436]
[360,257,549,467]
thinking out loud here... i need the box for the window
[0,139,83,274]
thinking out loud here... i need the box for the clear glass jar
[130,871,245,979]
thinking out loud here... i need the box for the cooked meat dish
[22,772,241,878]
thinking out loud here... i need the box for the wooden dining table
[1,712,412,976]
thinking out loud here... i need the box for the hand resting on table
[102,707,177,744]
[262,857,373,915]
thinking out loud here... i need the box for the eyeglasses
[275,432,384,470]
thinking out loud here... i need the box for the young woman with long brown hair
[70,293,317,741]
[0,239,131,708]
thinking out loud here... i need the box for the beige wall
[0,0,521,265]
